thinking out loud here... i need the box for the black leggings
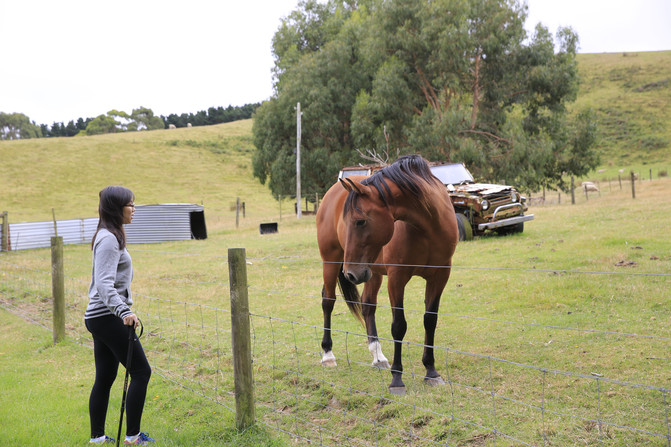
[85,315,151,438]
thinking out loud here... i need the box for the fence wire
[1,250,669,446]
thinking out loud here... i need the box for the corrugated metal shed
[126,204,206,244]
[5,203,206,251]
[8,218,98,251]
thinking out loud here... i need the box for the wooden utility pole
[296,102,302,219]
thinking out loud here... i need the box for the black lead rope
[116,319,143,447]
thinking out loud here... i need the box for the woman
[85,186,154,445]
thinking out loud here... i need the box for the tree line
[252,0,600,196]
[0,103,260,139]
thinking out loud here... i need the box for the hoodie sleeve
[93,233,132,319]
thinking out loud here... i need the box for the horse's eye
[355,219,366,228]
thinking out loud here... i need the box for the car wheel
[511,222,524,233]
[455,213,473,241]
[496,222,524,236]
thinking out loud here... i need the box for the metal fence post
[51,236,65,344]
[228,248,255,430]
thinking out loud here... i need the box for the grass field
[1,51,670,446]
[2,173,669,445]
[0,310,288,447]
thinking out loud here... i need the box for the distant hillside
[2,52,669,225]
[573,51,671,177]
[0,120,280,228]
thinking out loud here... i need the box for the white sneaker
[89,435,115,444]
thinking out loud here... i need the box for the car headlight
[481,199,490,210]
[511,192,518,202]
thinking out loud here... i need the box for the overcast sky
[1,0,670,126]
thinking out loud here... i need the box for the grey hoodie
[85,228,133,320]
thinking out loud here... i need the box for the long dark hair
[91,186,134,250]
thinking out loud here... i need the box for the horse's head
[339,177,395,285]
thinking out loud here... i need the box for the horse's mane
[344,155,441,215]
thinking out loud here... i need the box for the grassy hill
[573,51,671,178]
[0,119,285,228]
[1,51,669,225]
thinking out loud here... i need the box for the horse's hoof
[321,351,337,367]
[321,358,337,367]
[388,386,406,396]
[424,376,445,387]
[372,360,390,370]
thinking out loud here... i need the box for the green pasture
[1,51,670,446]
[2,174,670,446]
[0,311,287,447]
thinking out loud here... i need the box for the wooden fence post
[236,197,240,228]
[1,211,8,251]
[570,177,575,205]
[630,171,636,199]
[228,248,255,430]
[51,236,65,344]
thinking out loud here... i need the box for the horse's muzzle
[345,268,371,285]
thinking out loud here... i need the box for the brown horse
[316,154,458,394]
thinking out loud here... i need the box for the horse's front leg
[422,275,449,386]
[361,274,389,369]
[387,274,410,394]
[320,263,340,367]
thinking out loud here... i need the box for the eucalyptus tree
[0,112,42,140]
[253,0,598,197]
[128,107,165,131]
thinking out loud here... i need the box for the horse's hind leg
[321,263,340,367]
[362,274,389,369]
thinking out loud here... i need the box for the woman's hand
[123,313,140,329]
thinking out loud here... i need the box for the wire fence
[0,246,669,446]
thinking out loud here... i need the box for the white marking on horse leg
[321,350,337,367]
[368,341,390,369]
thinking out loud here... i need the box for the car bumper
[478,214,534,231]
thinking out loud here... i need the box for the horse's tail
[337,268,365,328]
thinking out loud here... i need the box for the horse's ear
[339,177,365,194]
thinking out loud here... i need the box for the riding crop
[116,320,143,447]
